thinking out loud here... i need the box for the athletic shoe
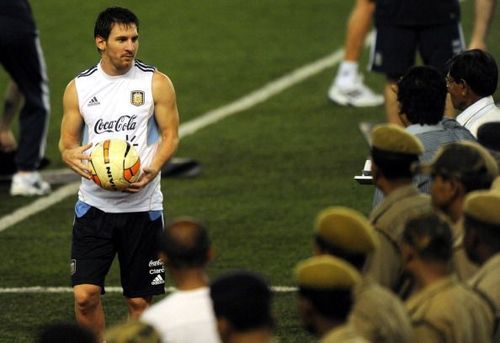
[328,76,384,107]
[10,171,51,196]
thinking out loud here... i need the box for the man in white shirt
[141,217,220,343]
[59,7,179,342]
[447,49,500,137]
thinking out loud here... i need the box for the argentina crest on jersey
[131,90,145,106]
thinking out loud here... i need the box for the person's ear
[313,241,323,256]
[458,79,469,96]
[401,242,416,266]
[95,35,106,52]
[448,178,465,199]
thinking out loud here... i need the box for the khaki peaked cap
[315,206,379,254]
[464,190,500,226]
[294,255,361,290]
[419,141,498,178]
[371,124,424,155]
[105,320,160,343]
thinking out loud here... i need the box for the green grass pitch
[0,0,499,341]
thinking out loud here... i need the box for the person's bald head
[159,217,211,269]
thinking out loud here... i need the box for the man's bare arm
[59,80,92,179]
[469,0,497,50]
[128,71,179,191]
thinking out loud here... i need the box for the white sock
[334,61,359,89]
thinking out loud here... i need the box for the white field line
[0,286,297,294]
[0,49,345,233]
[179,49,344,138]
[0,182,80,233]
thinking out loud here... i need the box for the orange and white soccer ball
[89,139,141,191]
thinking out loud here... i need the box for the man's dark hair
[314,235,367,270]
[298,288,353,321]
[397,66,447,125]
[402,213,453,263]
[371,151,418,180]
[94,7,139,40]
[158,217,210,269]
[38,321,97,343]
[447,49,498,97]
[477,122,500,151]
[210,271,273,332]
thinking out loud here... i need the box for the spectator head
[477,122,500,169]
[397,66,447,126]
[401,213,453,266]
[420,141,498,211]
[210,271,273,342]
[38,321,97,343]
[463,190,500,264]
[158,217,212,269]
[314,206,379,269]
[294,256,360,338]
[446,49,498,110]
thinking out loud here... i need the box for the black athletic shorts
[70,201,165,298]
[370,22,464,79]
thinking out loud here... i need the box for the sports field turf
[0,1,499,341]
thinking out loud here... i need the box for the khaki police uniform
[365,124,431,291]
[464,190,500,341]
[321,323,369,343]
[351,277,413,343]
[367,185,432,289]
[449,219,479,281]
[314,206,414,342]
[419,141,499,284]
[406,276,493,342]
[469,253,500,342]
[295,256,367,342]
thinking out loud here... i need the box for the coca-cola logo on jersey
[94,115,137,134]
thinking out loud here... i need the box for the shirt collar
[406,123,443,135]
[456,96,495,126]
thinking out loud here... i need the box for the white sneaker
[10,171,51,196]
[328,76,384,107]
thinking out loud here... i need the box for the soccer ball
[89,139,141,191]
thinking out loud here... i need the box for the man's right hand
[62,143,93,179]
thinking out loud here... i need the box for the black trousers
[0,17,50,171]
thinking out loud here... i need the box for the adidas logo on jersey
[151,274,165,286]
[87,96,100,106]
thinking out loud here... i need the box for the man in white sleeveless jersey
[59,7,179,342]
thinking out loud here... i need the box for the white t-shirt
[141,287,221,343]
[74,60,163,212]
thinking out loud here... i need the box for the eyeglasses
[445,74,465,88]
[445,74,455,86]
